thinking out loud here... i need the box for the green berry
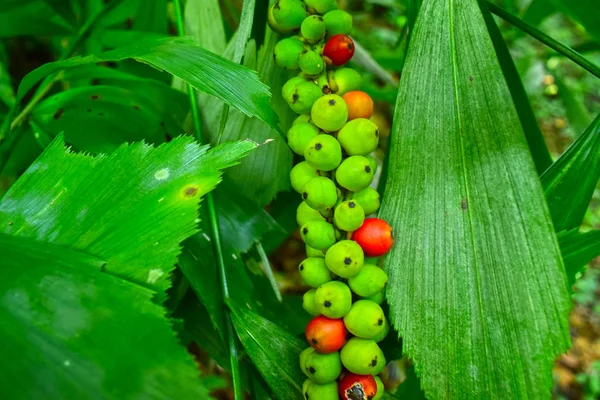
[285,80,322,114]
[304,0,337,14]
[304,134,342,171]
[267,5,288,33]
[348,264,388,297]
[301,15,326,43]
[340,337,386,375]
[302,289,320,315]
[299,347,315,369]
[282,76,306,99]
[274,37,305,70]
[366,155,378,173]
[306,244,326,258]
[335,155,374,192]
[287,122,320,155]
[298,50,324,75]
[297,200,326,226]
[329,67,362,95]
[343,300,386,339]
[302,351,342,383]
[334,200,365,231]
[293,114,311,125]
[302,380,338,400]
[290,161,324,193]
[337,118,379,155]
[314,281,352,318]
[313,42,325,55]
[325,240,364,278]
[299,257,331,287]
[372,317,390,343]
[351,187,381,215]
[363,289,385,305]
[303,176,337,211]
[300,220,336,250]
[311,94,348,132]
[323,9,353,36]
[272,0,307,31]
[374,376,385,400]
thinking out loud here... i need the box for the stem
[487,2,600,79]
[173,0,243,398]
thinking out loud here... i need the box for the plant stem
[173,0,243,398]
[487,2,600,79]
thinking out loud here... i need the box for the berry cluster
[269,1,394,399]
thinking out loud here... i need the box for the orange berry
[342,91,374,120]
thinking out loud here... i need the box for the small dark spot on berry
[370,357,378,366]
[299,264,304,271]
[303,192,308,199]
[315,143,322,150]
[302,49,308,54]
[344,257,352,265]
[303,227,309,234]
[53,108,64,120]
[311,338,318,345]
[348,43,354,51]
[292,93,299,103]
[328,99,336,106]
[375,130,379,137]
[90,94,100,100]
[365,166,371,173]
[347,384,365,400]
[308,366,315,373]
[324,300,332,308]
[378,318,383,326]
[348,201,355,208]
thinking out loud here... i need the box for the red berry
[305,315,346,353]
[339,373,378,400]
[322,34,355,66]
[351,218,393,257]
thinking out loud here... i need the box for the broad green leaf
[379,0,571,399]
[0,48,14,108]
[0,1,71,37]
[230,305,305,400]
[185,0,226,54]
[522,0,555,26]
[541,114,600,232]
[15,36,280,133]
[553,69,592,135]
[481,0,553,174]
[0,234,210,399]
[43,0,77,25]
[0,134,257,301]
[0,0,38,12]
[231,0,256,64]
[558,229,600,288]
[546,0,600,42]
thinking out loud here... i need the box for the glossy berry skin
[339,373,378,400]
[343,91,374,120]
[305,315,346,353]
[352,218,394,257]
[323,34,355,66]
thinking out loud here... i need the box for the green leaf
[0,0,71,37]
[379,0,571,399]
[553,69,593,134]
[481,1,553,174]
[0,134,258,301]
[541,114,600,232]
[15,36,280,133]
[230,305,305,400]
[558,229,600,288]
[394,365,427,400]
[0,46,15,108]
[0,233,210,399]
[546,0,600,42]
[184,0,226,54]
[522,0,556,26]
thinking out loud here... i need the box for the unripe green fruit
[290,161,323,193]
[323,9,353,36]
[267,5,289,33]
[363,289,385,305]
[340,338,386,375]
[282,76,306,99]
[298,50,324,75]
[301,220,336,250]
[337,118,380,155]
[301,15,326,42]
[374,376,385,400]
[334,200,365,231]
[311,94,348,132]
[302,380,338,400]
[287,122,320,155]
[303,176,337,211]
[306,244,325,258]
[336,155,375,192]
[302,289,319,315]
[329,68,362,95]
[302,351,342,383]
[297,201,326,226]
[343,300,386,339]
[293,114,311,125]
[325,240,365,278]
[312,42,325,55]
[372,316,390,343]
[352,187,381,215]
[285,80,322,114]
[304,134,342,171]
[299,257,331,287]
[272,0,307,31]
[314,281,352,318]
[304,0,337,14]
[274,37,305,70]
[348,264,388,297]
[299,347,315,369]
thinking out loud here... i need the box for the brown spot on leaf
[90,94,100,100]
[133,105,141,111]
[461,198,468,211]
[53,108,64,120]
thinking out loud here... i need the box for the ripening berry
[335,156,375,192]
[343,91,374,120]
[348,264,388,297]
[285,80,322,114]
[271,0,307,31]
[343,300,386,339]
[298,49,324,75]
[373,376,385,400]
[304,134,343,171]
[314,281,352,319]
[310,94,348,132]
[299,257,332,287]
[334,200,365,232]
[301,15,326,42]
[302,289,320,316]
[324,240,365,278]
[289,161,324,193]
[301,350,342,383]
[329,67,362,95]
[303,176,338,211]
[323,9,353,36]
[323,34,355,66]
[351,218,394,257]
[304,0,338,14]
[301,220,336,250]
[274,37,305,70]
[351,187,381,215]
[340,337,386,375]
[287,122,320,155]
[338,373,378,400]
[305,315,346,353]
[337,118,379,156]
[302,379,338,400]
